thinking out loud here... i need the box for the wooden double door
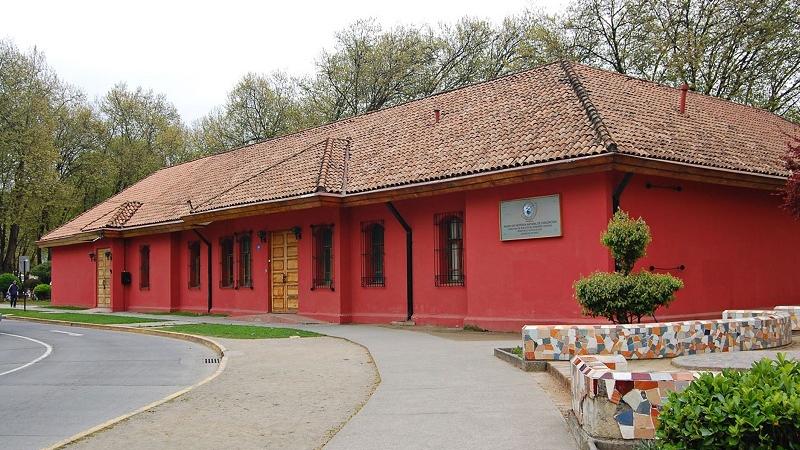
[96,248,111,308]
[270,230,299,313]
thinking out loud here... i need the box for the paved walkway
[17,308,577,449]
[67,337,376,450]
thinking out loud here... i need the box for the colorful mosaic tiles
[774,306,799,330]
[571,355,698,440]
[723,308,800,331]
[523,313,792,361]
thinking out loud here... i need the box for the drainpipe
[612,173,634,214]
[194,229,213,313]
[386,202,413,321]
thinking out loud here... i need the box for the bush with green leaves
[33,284,51,300]
[657,355,800,449]
[574,210,683,323]
[0,273,22,296]
[30,261,51,284]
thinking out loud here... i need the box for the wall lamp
[88,252,96,262]
[258,230,267,243]
[292,226,302,240]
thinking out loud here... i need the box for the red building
[39,62,800,331]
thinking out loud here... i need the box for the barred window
[188,241,201,288]
[312,224,334,289]
[139,245,150,289]
[361,221,385,287]
[434,212,464,286]
[238,234,252,288]
[220,236,234,288]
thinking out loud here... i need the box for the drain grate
[204,358,220,364]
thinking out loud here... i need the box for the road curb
[4,316,228,449]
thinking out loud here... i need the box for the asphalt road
[0,319,218,450]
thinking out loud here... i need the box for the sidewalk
[26,307,577,449]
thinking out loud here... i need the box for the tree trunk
[2,223,19,273]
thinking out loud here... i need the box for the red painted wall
[463,173,611,330]
[51,241,98,308]
[620,174,800,319]
[47,170,800,331]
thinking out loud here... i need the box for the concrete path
[318,326,576,450]
[68,337,377,450]
[15,308,577,449]
[0,320,216,450]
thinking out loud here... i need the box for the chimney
[433,109,441,124]
[679,83,688,114]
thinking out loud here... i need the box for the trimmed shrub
[0,273,22,296]
[30,261,51,284]
[574,210,683,323]
[575,271,684,324]
[657,355,800,449]
[33,284,51,300]
[601,210,651,274]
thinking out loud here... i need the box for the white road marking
[50,330,83,337]
[0,332,53,377]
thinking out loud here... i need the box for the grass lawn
[45,305,89,310]
[157,323,322,339]
[0,309,165,324]
[145,311,229,317]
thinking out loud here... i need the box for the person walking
[7,280,19,308]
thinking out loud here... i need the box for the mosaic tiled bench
[723,306,800,331]
[571,355,698,440]
[523,313,792,361]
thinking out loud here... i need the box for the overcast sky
[2,0,570,124]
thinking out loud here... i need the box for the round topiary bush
[657,355,800,449]
[0,273,22,296]
[33,284,51,300]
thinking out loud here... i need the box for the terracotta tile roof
[40,62,798,243]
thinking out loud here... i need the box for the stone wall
[523,313,792,361]
[571,355,697,440]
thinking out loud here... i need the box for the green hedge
[657,355,800,449]
[33,284,51,300]
[0,273,22,295]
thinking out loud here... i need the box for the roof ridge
[190,139,328,212]
[315,138,332,192]
[560,60,618,153]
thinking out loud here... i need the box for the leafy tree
[192,72,313,153]
[574,210,683,323]
[783,136,800,218]
[30,261,51,284]
[561,0,800,117]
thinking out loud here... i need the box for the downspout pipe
[386,202,413,321]
[194,229,213,313]
[612,173,634,214]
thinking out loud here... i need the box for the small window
[188,241,201,289]
[139,245,150,289]
[238,234,252,288]
[220,237,234,288]
[434,212,464,286]
[361,221,385,287]
[312,224,334,289]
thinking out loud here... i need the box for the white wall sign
[499,194,562,241]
